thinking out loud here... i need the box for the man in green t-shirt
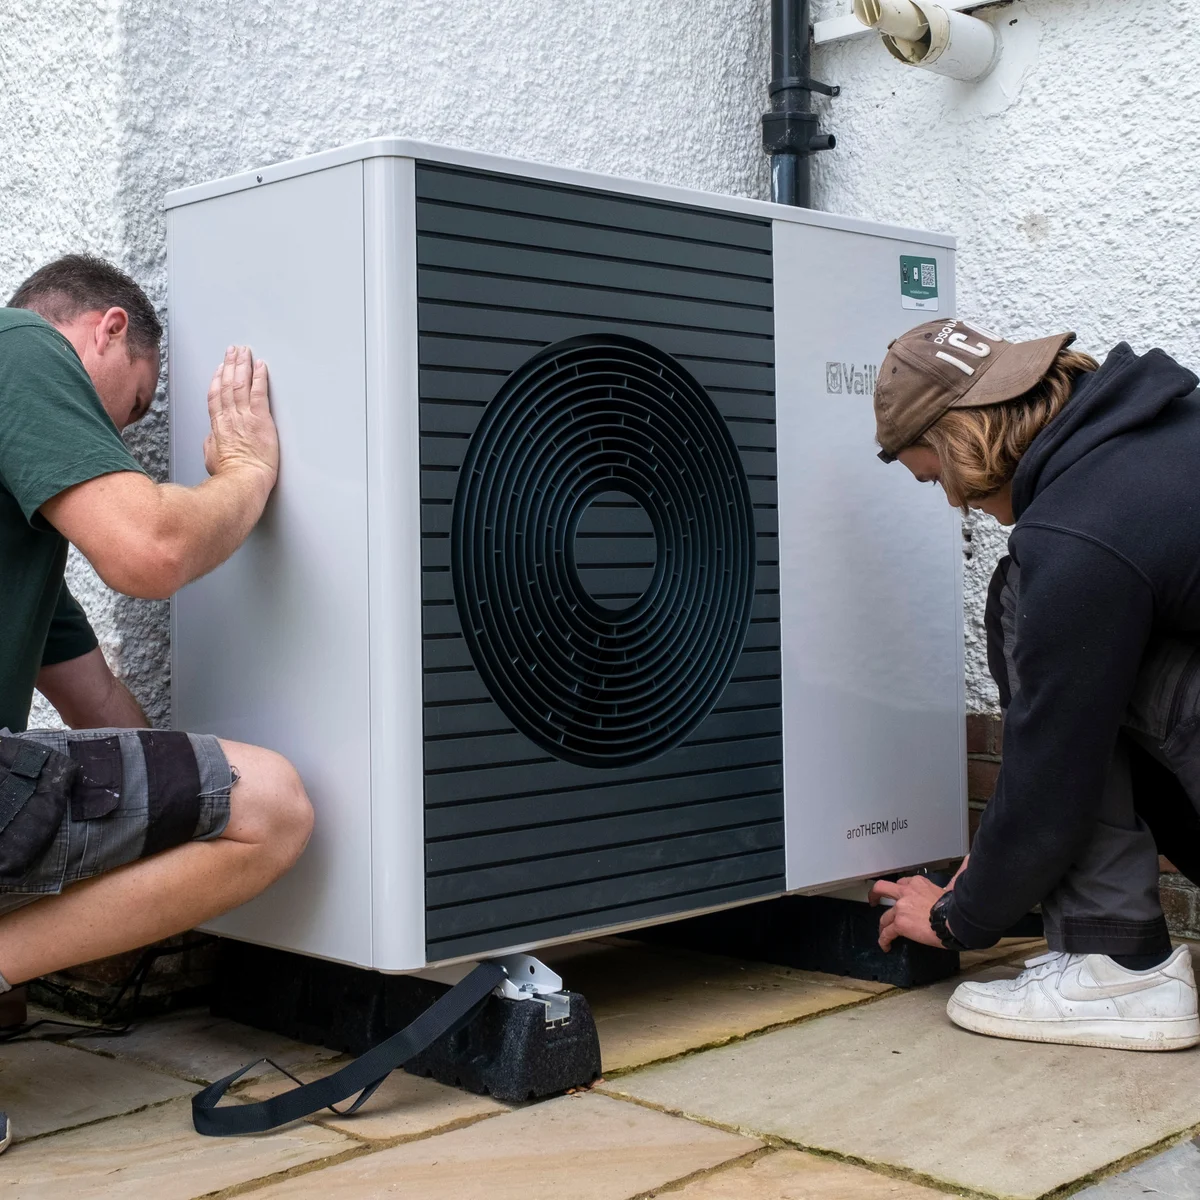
[0,256,313,1150]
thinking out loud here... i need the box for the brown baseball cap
[874,318,1076,462]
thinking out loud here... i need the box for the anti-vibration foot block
[211,942,601,1103]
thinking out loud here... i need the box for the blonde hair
[915,348,1099,509]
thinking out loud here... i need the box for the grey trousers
[990,559,1200,956]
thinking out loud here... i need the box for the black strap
[192,961,506,1136]
[0,742,50,835]
[137,731,203,856]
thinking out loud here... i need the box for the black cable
[0,935,217,1043]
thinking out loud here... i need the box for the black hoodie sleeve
[944,523,1154,948]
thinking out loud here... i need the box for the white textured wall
[7,0,770,728]
[0,0,142,728]
[811,0,1200,708]
[9,0,1196,724]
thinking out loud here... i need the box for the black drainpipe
[762,0,838,207]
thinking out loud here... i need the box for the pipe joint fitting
[761,109,836,157]
[853,0,999,82]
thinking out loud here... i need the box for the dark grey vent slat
[425,735,781,807]
[747,480,776,507]
[425,764,783,840]
[709,391,775,423]
[740,451,779,478]
[417,334,776,393]
[724,420,778,450]
[415,165,773,252]
[706,677,782,710]
[421,671,782,741]
[417,273,774,337]
[731,649,783,678]
[420,471,460,503]
[417,400,782,448]
[428,793,783,872]
[419,394,779,441]
[426,875,783,960]
[418,240,774,308]
[756,533,781,561]
[422,621,778,679]
[421,572,456,604]
[425,706,783,774]
[424,700,512,739]
[423,646,782,707]
[426,849,785,941]
[417,205,774,280]
[417,164,781,958]
[422,603,462,637]
[751,508,779,535]
[418,303,774,365]
[748,566,779,592]
[740,623,780,651]
[423,669,492,706]
[751,593,780,621]
[427,823,783,906]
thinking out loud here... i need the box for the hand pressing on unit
[868,874,947,952]
[203,345,278,491]
[39,344,281,600]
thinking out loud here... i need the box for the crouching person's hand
[868,875,947,952]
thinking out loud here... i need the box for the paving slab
[959,938,1047,973]
[1073,1134,1200,1198]
[67,1007,340,1084]
[539,939,884,1074]
[0,1096,352,1199]
[240,1061,507,1140]
[248,1090,760,1199]
[602,950,1200,1199]
[668,1148,965,1197]
[0,1040,191,1142]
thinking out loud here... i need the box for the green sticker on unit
[900,256,939,311]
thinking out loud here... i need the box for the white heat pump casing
[166,140,964,974]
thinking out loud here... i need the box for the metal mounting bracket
[488,953,572,1023]
[768,75,841,98]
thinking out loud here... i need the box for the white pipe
[854,0,998,82]
[816,2,995,46]
[852,0,928,41]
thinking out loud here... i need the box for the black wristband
[929,892,969,951]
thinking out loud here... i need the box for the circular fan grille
[451,334,756,769]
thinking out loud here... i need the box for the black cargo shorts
[0,728,234,916]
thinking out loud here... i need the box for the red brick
[1160,856,1180,874]
[967,759,1000,802]
[968,805,983,846]
[966,715,993,755]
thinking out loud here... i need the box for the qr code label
[920,263,937,289]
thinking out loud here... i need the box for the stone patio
[1,937,1198,1199]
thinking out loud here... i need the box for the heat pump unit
[166,140,964,974]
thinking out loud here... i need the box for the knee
[265,755,314,866]
[219,740,314,870]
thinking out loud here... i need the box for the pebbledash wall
[5,1,1199,928]
[3,0,771,728]
[809,0,1200,933]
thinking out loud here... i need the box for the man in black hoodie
[868,317,1200,1051]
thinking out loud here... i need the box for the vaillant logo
[826,362,880,396]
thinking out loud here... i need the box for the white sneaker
[946,945,1200,1051]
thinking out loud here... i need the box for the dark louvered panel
[417,162,782,960]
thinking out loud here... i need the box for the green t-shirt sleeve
[0,317,147,523]
[41,580,100,667]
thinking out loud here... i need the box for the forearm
[41,465,274,601]
[37,648,149,730]
[153,466,272,592]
